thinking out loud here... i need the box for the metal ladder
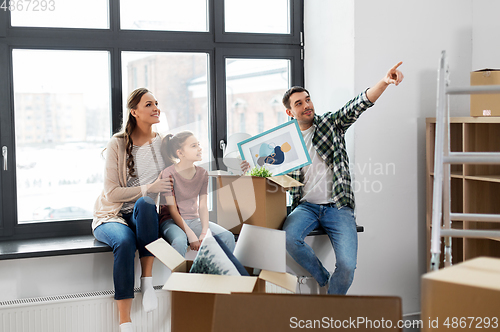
[430,50,500,271]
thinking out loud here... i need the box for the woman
[92,88,172,332]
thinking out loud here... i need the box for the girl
[159,131,236,256]
[92,88,172,332]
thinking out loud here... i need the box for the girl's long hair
[161,131,194,167]
[115,88,150,178]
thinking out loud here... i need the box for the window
[120,0,208,32]
[10,0,109,29]
[277,111,288,125]
[225,58,291,137]
[239,113,246,133]
[0,0,304,240]
[12,50,110,224]
[132,67,138,89]
[257,113,264,133]
[121,51,211,164]
[224,0,290,34]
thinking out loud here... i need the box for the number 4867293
[1,0,56,11]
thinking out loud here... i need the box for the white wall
[0,253,115,302]
[304,0,500,315]
[0,252,172,302]
[472,0,500,70]
[351,0,472,315]
[303,0,355,112]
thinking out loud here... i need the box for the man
[283,62,404,295]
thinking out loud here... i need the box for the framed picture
[237,119,312,176]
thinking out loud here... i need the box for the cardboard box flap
[208,173,303,189]
[208,173,242,178]
[164,272,258,294]
[146,238,186,272]
[268,175,303,190]
[422,257,500,291]
[234,224,287,273]
[258,270,296,293]
[473,68,500,72]
[208,170,232,176]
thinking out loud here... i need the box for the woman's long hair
[115,88,150,178]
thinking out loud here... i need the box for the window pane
[224,0,290,34]
[120,0,208,32]
[122,52,212,205]
[226,58,290,138]
[11,0,109,29]
[12,50,111,223]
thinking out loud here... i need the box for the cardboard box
[213,174,303,234]
[471,69,500,116]
[211,293,402,332]
[146,225,298,332]
[147,234,402,332]
[421,257,500,331]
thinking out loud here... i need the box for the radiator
[265,282,295,294]
[0,286,171,332]
[0,282,292,332]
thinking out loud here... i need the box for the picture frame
[237,119,312,176]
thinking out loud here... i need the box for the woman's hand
[148,174,173,193]
[240,160,251,174]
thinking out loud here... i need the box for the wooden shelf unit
[426,117,500,271]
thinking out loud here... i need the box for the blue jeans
[93,197,159,300]
[160,218,235,257]
[283,202,358,295]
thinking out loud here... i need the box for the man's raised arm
[366,61,404,103]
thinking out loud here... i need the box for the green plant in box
[248,166,273,178]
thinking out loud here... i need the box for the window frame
[215,0,302,44]
[0,0,304,241]
[214,47,304,171]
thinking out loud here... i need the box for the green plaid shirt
[288,90,374,211]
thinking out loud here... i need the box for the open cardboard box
[211,174,303,234]
[147,225,403,332]
[421,257,500,331]
[146,225,298,331]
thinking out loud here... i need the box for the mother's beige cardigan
[92,135,159,231]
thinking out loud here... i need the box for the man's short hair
[282,86,310,109]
